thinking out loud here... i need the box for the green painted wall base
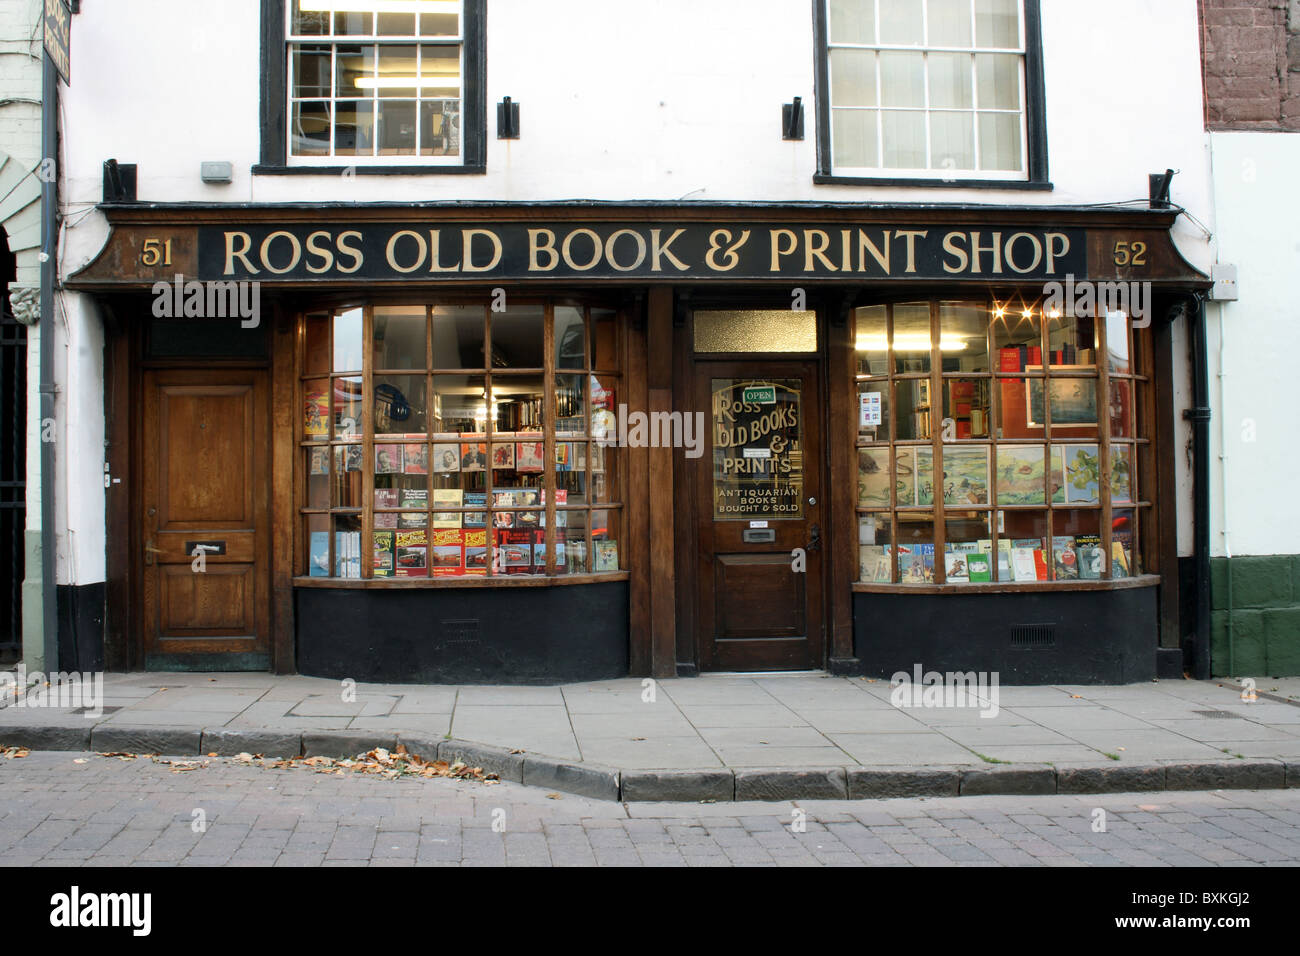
[21,530,45,672]
[1210,554,1300,677]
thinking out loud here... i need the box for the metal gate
[0,312,25,659]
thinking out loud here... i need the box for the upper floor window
[262,1,485,173]
[814,0,1048,186]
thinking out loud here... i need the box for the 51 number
[141,238,173,267]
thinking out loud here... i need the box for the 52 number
[141,238,173,267]
[1113,241,1147,267]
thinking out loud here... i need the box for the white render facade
[28,0,1244,681]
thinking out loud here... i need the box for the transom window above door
[815,0,1047,186]
[274,0,485,171]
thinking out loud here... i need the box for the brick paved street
[2,751,1299,866]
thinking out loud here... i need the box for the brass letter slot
[742,529,776,544]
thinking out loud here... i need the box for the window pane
[375,44,419,98]
[694,310,817,353]
[419,44,462,98]
[334,9,372,35]
[710,378,805,520]
[374,374,426,434]
[373,305,427,370]
[336,44,375,94]
[1112,509,1137,576]
[880,0,924,44]
[939,301,990,373]
[976,53,1020,109]
[334,100,375,156]
[306,447,330,509]
[1106,311,1131,374]
[333,308,363,371]
[555,307,587,369]
[1052,510,1100,581]
[892,302,932,374]
[881,110,926,168]
[943,529,995,585]
[590,374,619,441]
[292,102,332,156]
[829,0,876,43]
[420,11,461,36]
[1110,380,1134,439]
[857,446,893,507]
[995,444,1045,505]
[332,515,364,578]
[291,1,328,35]
[1058,443,1100,504]
[555,443,588,504]
[929,110,974,170]
[419,99,456,155]
[975,0,1020,48]
[830,49,877,107]
[293,45,332,97]
[928,0,973,46]
[855,305,889,376]
[928,52,972,109]
[304,378,331,440]
[432,305,486,368]
[857,383,890,442]
[377,11,416,35]
[859,513,896,583]
[832,108,879,168]
[979,110,1022,172]
[895,382,931,441]
[942,378,990,440]
[591,442,620,505]
[377,100,417,154]
[332,445,363,509]
[558,509,590,574]
[490,305,545,369]
[1001,512,1048,581]
[593,510,622,572]
[493,374,545,432]
[991,305,1038,362]
[431,374,488,434]
[880,51,925,107]
[938,444,989,504]
[1037,379,1098,435]
[555,374,587,438]
[896,514,937,582]
[1046,311,1098,367]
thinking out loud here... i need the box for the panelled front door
[694,362,824,671]
[140,369,270,669]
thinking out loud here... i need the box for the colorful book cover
[374,444,402,474]
[1075,534,1104,580]
[432,443,461,473]
[394,529,427,577]
[463,492,487,528]
[1052,536,1080,580]
[996,539,1013,582]
[374,488,400,510]
[308,531,330,577]
[432,489,463,529]
[594,540,619,572]
[374,512,399,529]
[496,529,534,574]
[304,388,329,439]
[943,548,969,583]
[343,444,363,473]
[1033,549,1049,580]
[491,443,516,470]
[335,531,361,578]
[539,489,568,527]
[516,441,544,473]
[463,529,488,575]
[1111,542,1131,577]
[431,529,464,576]
[460,442,487,472]
[309,446,330,475]
[898,544,935,583]
[967,553,992,583]
[858,545,893,583]
[402,443,428,475]
[372,530,394,576]
[1011,547,1038,582]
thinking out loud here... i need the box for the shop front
[70,202,1208,684]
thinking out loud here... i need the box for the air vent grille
[1011,624,1056,648]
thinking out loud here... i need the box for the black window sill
[253,164,487,177]
[814,174,1053,191]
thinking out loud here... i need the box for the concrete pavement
[1,671,1299,801]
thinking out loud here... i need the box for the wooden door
[695,361,824,671]
[140,369,270,669]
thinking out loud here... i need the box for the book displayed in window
[395,530,428,577]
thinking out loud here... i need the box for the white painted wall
[51,0,1216,582]
[1206,132,1300,558]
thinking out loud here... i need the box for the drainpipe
[39,50,58,671]
[1215,299,1234,676]
[1182,293,1211,680]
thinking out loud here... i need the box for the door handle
[807,524,821,554]
[144,540,162,566]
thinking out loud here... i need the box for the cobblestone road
[2,751,1299,866]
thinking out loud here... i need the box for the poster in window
[710,379,804,520]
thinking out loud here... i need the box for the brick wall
[1201,0,1300,129]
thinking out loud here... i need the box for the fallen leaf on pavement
[2,746,29,759]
